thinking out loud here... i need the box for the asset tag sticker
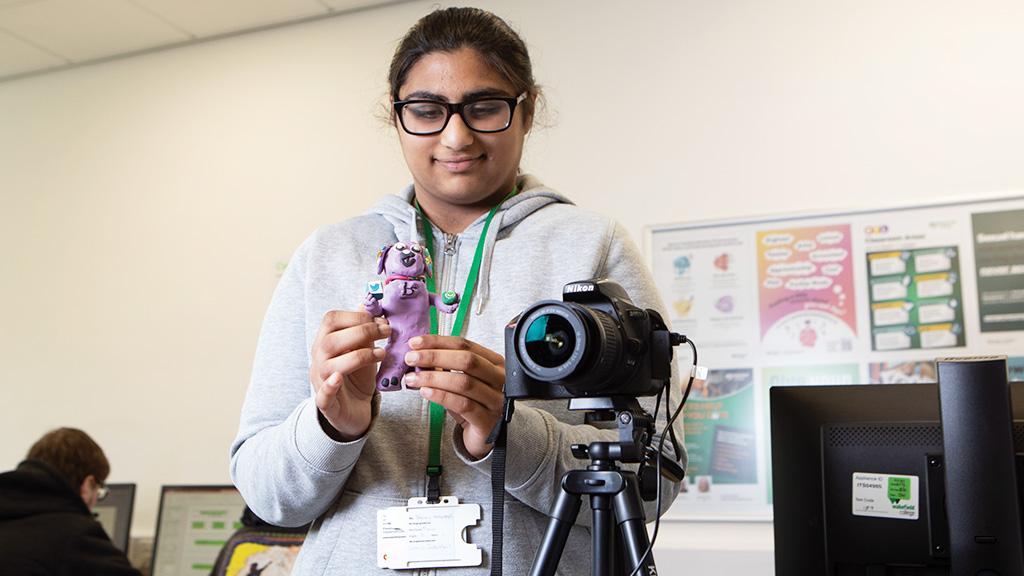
[851,472,919,520]
[377,497,482,570]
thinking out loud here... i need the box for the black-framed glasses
[394,92,528,136]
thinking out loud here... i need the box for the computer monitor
[770,379,1024,575]
[150,485,247,576]
[93,483,135,552]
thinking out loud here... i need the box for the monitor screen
[93,483,135,552]
[770,381,1024,575]
[150,485,247,576]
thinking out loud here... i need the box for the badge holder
[378,496,482,570]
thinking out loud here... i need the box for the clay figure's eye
[394,243,407,251]
[411,245,422,254]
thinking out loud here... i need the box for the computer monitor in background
[770,377,1024,575]
[150,485,247,576]
[93,483,136,552]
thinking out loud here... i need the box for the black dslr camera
[504,279,675,400]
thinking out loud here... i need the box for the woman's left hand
[402,335,505,460]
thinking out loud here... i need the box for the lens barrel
[515,301,624,393]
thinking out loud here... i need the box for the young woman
[231,7,686,575]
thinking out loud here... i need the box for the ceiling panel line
[0,0,419,85]
[124,0,199,39]
[0,23,71,63]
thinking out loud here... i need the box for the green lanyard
[415,188,516,503]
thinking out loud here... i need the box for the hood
[0,460,91,522]
[366,174,573,314]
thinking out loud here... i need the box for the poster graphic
[680,369,756,491]
[866,247,965,351]
[648,194,1024,520]
[1010,356,1024,382]
[651,233,756,352]
[867,360,937,384]
[972,209,1024,333]
[223,537,303,576]
[757,224,856,354]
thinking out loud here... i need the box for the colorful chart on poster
[648,193,1024,520]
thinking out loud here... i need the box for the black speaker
[937,356,1024,576]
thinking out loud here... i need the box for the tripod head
[567,396,685,502]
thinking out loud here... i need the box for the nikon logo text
[564,284,596,294]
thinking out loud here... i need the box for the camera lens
[524,313,576,368]
[514,301,624,392]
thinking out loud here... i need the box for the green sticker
[888,476,911,504]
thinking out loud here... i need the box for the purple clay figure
[364,242,459,391]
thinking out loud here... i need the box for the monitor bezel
[92,482,136,552]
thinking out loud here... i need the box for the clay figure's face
[381,242,431,278]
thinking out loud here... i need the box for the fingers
[310,310,390,388]
[313,310,382,352]
[414,370,503,460]
[315,371,344,413]
[402,336,506,459]
[409,369,504,414]
[403,336,505,400]
[407,335,505,373]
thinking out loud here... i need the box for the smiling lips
[436,154,484,172]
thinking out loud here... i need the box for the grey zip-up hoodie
[230,174,686,575]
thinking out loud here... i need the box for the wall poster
[647,192,1024,520]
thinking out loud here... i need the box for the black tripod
[528,397,682,576]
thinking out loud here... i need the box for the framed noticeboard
[646,192,1024,520]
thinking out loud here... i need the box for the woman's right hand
[309,310,390,442]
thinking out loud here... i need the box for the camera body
[504,279,674,400]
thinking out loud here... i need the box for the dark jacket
[0,459,142,576]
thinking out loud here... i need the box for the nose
[439,111,475,149]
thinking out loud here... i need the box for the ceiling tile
[319,0,405,10]
[0,0,401,82]
[0,0,189,62]
[132,0,330,37]
[0,27,65,78]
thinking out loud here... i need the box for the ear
[376,245,390,275]
[422,246,433,279]
[79,475,97,509]
[79,475,93,501]
[521,91,538,135]
[389,96,401,133]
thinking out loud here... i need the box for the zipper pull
[444,233,457,256]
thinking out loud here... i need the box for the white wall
[2,1,1023,574]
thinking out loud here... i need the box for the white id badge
[377,497,482,570]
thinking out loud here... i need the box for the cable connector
[669,332,688,346]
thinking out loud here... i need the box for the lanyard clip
[426,465,442,504]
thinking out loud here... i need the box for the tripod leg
[613,474,657,574]
[591,494,615,576]
[530,484,583,576]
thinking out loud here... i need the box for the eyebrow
[400,88,511,102]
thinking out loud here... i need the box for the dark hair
[388,7,538,116]
[27,427,110,489]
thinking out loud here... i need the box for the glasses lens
[97,485,109,500]
[401,102,447,135]
[463,100,512,132]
